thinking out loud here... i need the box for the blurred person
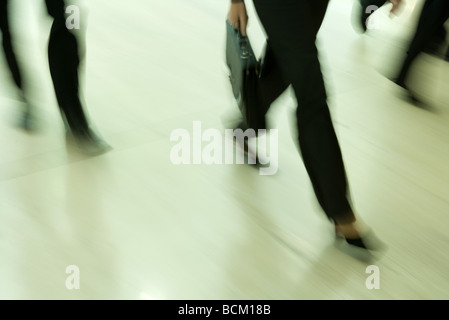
[44,0,111,155]
[227,0,401,254]
[352,0,447,56]
[0,0,35,130]
[394,0,449,104]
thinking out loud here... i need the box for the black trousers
[0,0,24,90]
[45,0,90,133]
[253,0,354,223]
[396,0,449,86]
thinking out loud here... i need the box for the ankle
[334,220,369,239]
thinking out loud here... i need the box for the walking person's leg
[0,0,36,130]
[44,0,111,155]
[396,0,449,88]
[253,0,369,243]
[0,0,23,91]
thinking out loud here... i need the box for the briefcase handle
[240,37,251,59]
[228,21,252,60]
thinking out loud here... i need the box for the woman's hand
[228,1,248,36]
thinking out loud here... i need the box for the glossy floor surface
[1,0,449,299]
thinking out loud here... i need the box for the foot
[335,221,367,241]
[68,128,112,156]
[18,104,40,132]
[334,220,382,251]
[14,94,39,132]
[395,81,429,109]
[332,215,386,262]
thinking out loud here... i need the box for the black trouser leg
[0,0,23,89]
[396,0,449,86]
[45,0,89,133]
[254,0,354,223]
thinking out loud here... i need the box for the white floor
[1,0,449,300]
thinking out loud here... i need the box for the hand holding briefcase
[225,20,266,131]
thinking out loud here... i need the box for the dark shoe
[395,81,430,109]
[18,104,40,132]
[14,93,39,132]
[68,128,112,156]
[336,232,386,262]
[334,222,386,261]
[335,229,372,250]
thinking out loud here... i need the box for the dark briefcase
[225,21,265,130]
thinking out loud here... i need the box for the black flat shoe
[19,106,40,132]
[14,96,39,132]
[395,82,431,110]
[67,128,112,156]
[334,227,387,262]
[335,230,370,250]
